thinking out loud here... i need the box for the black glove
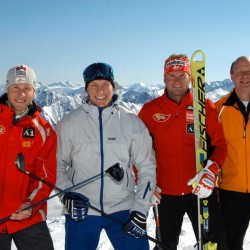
[62,192,90,222]
[122,211,147,238]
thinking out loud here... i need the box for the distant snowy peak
[206,79,233,92]
[47,80,80,89]
[122,80,233,104]
[123,82,165,104]
[125,82,155,91]
[206,79,234,101]
[0,79,234,126]
[42,81,84,96]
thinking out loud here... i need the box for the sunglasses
[83,63,114,83]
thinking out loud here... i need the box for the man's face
[231,58,250,99]
[7,84,35,115]
[87,79,113,107]
[164,71,190,102]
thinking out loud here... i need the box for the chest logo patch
[187,124,194,134]
[22,141,33,147]
[153,113,170,122]
[186,111,194,122]
[22,128,35,138]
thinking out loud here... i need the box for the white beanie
[6,65,37,90]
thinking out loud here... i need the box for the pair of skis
[191,50,217,250]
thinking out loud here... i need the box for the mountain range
[0,79,234,127]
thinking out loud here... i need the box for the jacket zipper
[245,123,249,193]
[143,182,151,199]
[98,108,105,212]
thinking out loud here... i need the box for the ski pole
[14,153,170,250]
[16,152,124,188]
[0,154,124,224]
[153,205,163,250]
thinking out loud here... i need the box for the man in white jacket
[56,62,156,250]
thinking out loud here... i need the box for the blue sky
[0,0,250,87]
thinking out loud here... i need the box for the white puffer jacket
[56,83,156,216]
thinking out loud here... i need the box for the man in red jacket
[139,54,228,249]
[0,65,57,249]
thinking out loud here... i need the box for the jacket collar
[223,89,238,106]
[223,89,247,112]
[163,88,192,106]
[223,89,250,124]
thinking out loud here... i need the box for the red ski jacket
[139,89,227,195]
[0,94,57,234]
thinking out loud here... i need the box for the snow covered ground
[11,192,250,249]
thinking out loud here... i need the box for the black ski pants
[156,192,228,250]
[219,189,250,250]
[0,221,54,250]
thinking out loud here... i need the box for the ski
[191,50,217,250]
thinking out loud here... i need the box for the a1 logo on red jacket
[22,128,35,148]
[22,127,35,138]
[152,113,170,122]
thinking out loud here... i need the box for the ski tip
[191,50,206,63]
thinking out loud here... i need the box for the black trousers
[156,192,228,250]
[219,189,250,250]
[0,221,54,250]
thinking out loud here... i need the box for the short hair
[166,54,189,61]
[230,56,250,74]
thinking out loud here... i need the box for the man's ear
[163,76,167,85]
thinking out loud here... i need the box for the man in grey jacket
[56,62,156,250]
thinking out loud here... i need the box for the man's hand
[187,160,220,199]
[122,211,147,238]
[63,192,90,222]
[11,202,32,220]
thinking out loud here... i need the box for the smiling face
[7,84,35,115]
[87,79,114,107]
[231,57,250,101]
[164,71,191,103]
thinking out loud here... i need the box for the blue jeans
[65,210,149,250]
